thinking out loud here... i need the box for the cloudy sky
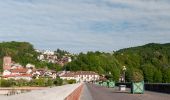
[0,0,170,53]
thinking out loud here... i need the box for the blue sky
[0,0,170,53]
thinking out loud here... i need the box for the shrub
[67,79,76,84]
[53,77,63,86]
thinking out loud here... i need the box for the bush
[131,69,144,82]
[0,79,16,87]
[16,79,29,87]
[45,78,53,86]
[67,79,76,84]
[53,77,63,86]
[0,78,63,87]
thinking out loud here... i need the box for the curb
[65,84,84,100]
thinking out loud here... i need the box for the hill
[0,41,61,72]
[65,43,170,83]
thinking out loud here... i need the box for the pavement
[80,83,170,100]
[0,83,82,100]
[80,83,93,100]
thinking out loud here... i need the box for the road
[80,83,170,100]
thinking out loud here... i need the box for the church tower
[3,56,12,70]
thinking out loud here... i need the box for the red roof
[11,68,28,73]
[60,71,98,77]
[75,71,98,75]
[60,72,75,77]
[3,74,32,78]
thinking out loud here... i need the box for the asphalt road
[81,83,170,100]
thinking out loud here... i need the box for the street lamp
[122,66,127,83]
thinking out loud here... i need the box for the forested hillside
[0,41,61,72]
[65,43,170,83]
[1,42,170,83]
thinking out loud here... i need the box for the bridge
[80,83,170,100]
[0,83,169,100]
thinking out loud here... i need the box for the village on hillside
[0,56,100,83]
[36,50,72,66]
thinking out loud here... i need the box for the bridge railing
[145,83,170,94]
[116,82,170,94]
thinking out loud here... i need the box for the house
[32,68,57,79]
[74,71,99,82]
[26,63,35,69]
[57,71,70,77]
[2,56,33,80]
[3,70,11,76]
[60,72,75,80]
[11,63,23,69]
[3,74,32,81]
[2,56,57,80]
[60,71,100,83]
[10,68,28,75]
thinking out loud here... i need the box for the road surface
[80,83,170,100]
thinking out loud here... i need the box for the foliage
[65,79,76,84]
[65,52,122,80]
[131,69,144,82]
[0,41,61,72]
[0,78,64,87]
[162,68,170,83]
[142,64,155,83]
[54,49,70,59]
[65,43,170,83]
[53,77,63,86]
[0,79,16,87]
[153,68,162,83]
[1,42,170,83]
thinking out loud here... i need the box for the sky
[0,0,170,53]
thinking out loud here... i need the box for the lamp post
[122,66,127,83]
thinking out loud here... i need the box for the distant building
[3,56,12,70]
[60,71,99,83]
[26,63,35,69]
[2,56,57,80]
[3,74,32,81]
[43,50,54,55]
[37,55,45,60]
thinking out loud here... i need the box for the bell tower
[3,56,12,70]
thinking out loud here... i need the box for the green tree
[162,68,170,83]
[142,64,155,83]
[153,69,162,83]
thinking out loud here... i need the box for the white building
[26,63,35,69]
[3,74,32,81]
[38,55,45,60]
[60,71,99,83]
[43,50,54,55]
[68,57,72,62]
[3,70,11,76]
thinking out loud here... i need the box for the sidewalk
[0,83,82,100]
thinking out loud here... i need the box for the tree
[111,68,121,82]
[142,64,155,83]
[153,69,162,83]
[162,68,170,83]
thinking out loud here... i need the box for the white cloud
[0,0,170,53]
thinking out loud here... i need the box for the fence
[116,82,170,94]
[145,83,170,94]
